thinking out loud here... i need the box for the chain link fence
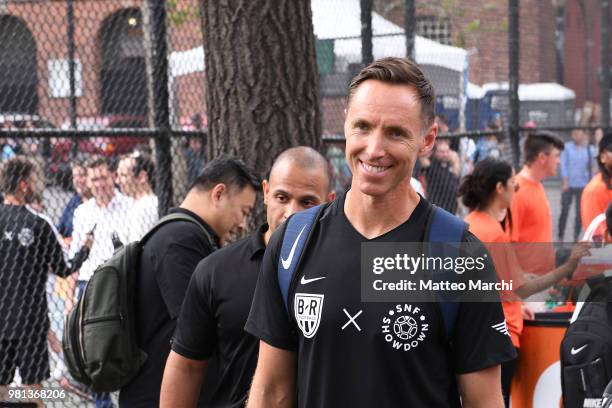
[0,0,609,406]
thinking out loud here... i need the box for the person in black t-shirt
[0,157,72,401]
[159,147,335,408]
[245,58,517,408]
[119,156,260,408]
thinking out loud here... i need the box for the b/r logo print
[381,304,429,352]
[294,293,324,339]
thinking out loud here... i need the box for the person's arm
[41,219,71,278]
[514,241,591,299]
[247,341,297,408]
[160,351,208,408]
[449,149,461,177]
[458,365,504,408]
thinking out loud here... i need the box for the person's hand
[567,241,592,269]
[448,150,461,176]
[522,304,535,320]
[47,330,62,354]
[84,232,94,249]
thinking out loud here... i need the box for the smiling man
[245,57,516,408]
[120,155,259,407]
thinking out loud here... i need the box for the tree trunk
[200,0,321,169]
[199,0,321,230]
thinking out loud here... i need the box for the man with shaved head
[160,146,335,407]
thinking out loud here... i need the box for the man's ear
[18,179,28,194]
[262,179,270,205]
[210,183,227,207]
[137,170,148,185]
[536,151,548,165]
[418,122,438,157]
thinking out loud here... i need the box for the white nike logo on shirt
[300,276,326,285]
[571,344,588,355]
[281,225,307,270]
[491,320,510,336]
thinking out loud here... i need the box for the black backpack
[561,277,612,408]
[62,212,216,392]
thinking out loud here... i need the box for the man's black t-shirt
[171,225,267,408]
[119,208,219,408]
[0,204,69,339]
[245,194,517,408]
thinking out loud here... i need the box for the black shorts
[0,336,49,385]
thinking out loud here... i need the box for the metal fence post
[148,0,173,216]
[360,0,373,66]
[508,0,521,168]
[405,0,415,60]
[601,0,610,129]
[67,0,78,158]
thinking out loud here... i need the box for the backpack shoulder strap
[425,205,467,339]
[141,212,219,251]
[278,203,330,313]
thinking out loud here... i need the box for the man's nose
[365,130,385,159]
[285,200,303,218]
[239,216,248,230]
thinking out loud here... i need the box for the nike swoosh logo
[571,344,588,355]
[300,276,326,285]
[281,225,307,270]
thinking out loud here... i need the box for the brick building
[0,0,205,129]
[1,0,603,136]
[563,0,605,108]
[374,0,557,86]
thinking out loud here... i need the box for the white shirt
[125,194,159,243]
[69,191,133,281]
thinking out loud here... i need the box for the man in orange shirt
[510,131,565,277]
[581,133,612,228]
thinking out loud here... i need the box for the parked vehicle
[60,115,149,156]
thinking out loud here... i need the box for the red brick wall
[2,0,206,128]
[564,0,602,107]
[374,0,556,85]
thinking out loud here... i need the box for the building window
[0,15,38,114]
[416,16,451,45]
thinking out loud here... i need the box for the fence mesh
[0,0,609,406]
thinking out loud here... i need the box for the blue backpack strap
[278,204,328,313]
[425,206,467,339]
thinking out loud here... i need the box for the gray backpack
[62,213,215,392]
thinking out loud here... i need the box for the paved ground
[544,179,583,243]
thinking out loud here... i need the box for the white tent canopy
[170,0,468,77]
[482,82,576,101]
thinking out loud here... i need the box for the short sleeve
[41,219,70,278]
[68,204,85,259]
[453,232,517,373]
[244,225,298,351]
[171,260,217,360]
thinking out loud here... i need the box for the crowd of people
[0,57,610,408]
